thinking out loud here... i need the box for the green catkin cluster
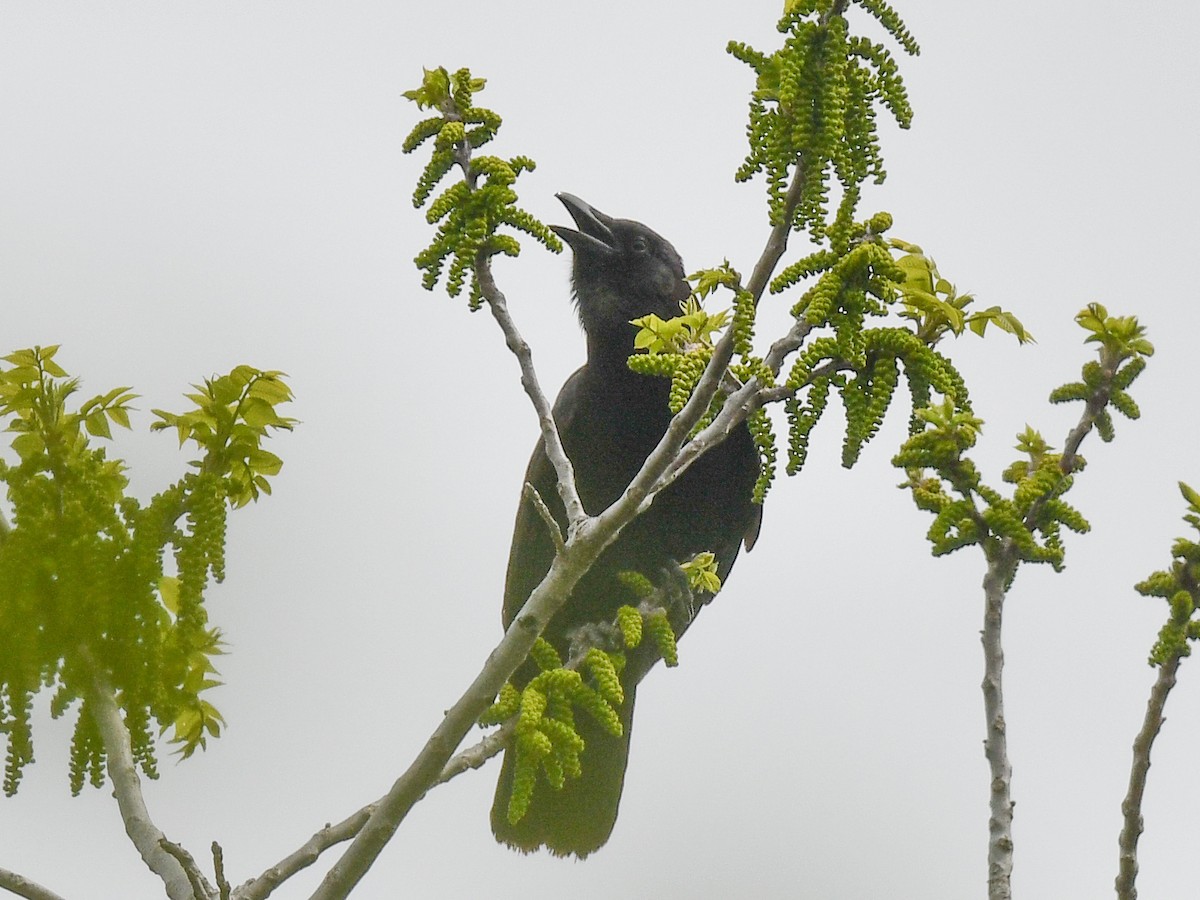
[403,66,561,309]
[616,605,644,648]
[644,611,679,668]
[732,288,756,356]
[1136,488,1200,664]
[627,349,712,416]
[747,408,778,502]
[504,664,619,825]
[176,473,229,619]
[840,355,899,467]
[1050,354,1147,445]
[479,682,521,726]
[1051,303,1153,442]
[0,350,292,793]
[490,599,685,824]
[670,352,710,415]
[728,1,916,237]
[2,688,32,797]
[774,218,970,475]
[894,307,1151,573]
[615,571,655,599]
[785,376,832,474]
[529,637,563,672]
[67,700,105,796]
[584,649,624,707]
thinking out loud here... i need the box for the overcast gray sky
[3,2,1200,898]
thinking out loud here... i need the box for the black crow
[491,193,762,857]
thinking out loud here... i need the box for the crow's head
[551,193,690,337]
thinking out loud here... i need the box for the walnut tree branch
[476,241,586,531]
[82,656,197,900]
[523,481,565,555]
[1116,652,1182,900]
[980,555,1015,900]
[977,361,1122,900]
[233,806,376,900]
[0,869,68,900]
[159,839,214,899]
[433,724,511,787]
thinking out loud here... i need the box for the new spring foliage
[728,0,918,236]
[403,66,561,308]
[0,348,294,795]
[1136,483,1200,666]
[895,305,1151,575]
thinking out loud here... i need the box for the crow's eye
[630,236,649,255]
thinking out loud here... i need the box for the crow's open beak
[551,193,618,257]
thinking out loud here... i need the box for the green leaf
[403,66,452,110]
[159,577,181,614]
[248,449,283,476]
[210,375,243,406]
[240,397,284,429]
[229,365,260,388]
[85,409,112,439]
[41,358,69,378]
[11,432,44,460]
[1180,482,1200,513]
[966,307,1034,344]
[903,288,965,330]
[107,406,132,430]
[246,376,293,405]
[5,366,41,385]
[2,349,40,367]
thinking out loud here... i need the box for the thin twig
[1116,652,1182,900]
[746,162,811,305]
[212,843,231,900]
[523,482,564,555]
[434,724,512,787]
[159,839,213,900]
[0,869,69,900]
[763,319,815,376]
[477,256,587,531]
[233,805,376,900]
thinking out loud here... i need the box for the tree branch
[212,843,231,900]
[83,663,198,900]
[763,319,815,377]
[745,161,810,304]
[308,513,620,897]
[159,838,215,899]
[433,724,511,788]
[976,369,1118,900]
[0,869,69,900]
[523,482,564,555]
[234,806,376,900]
[980,557,1014,900]
[1115,652,1182,900]
[477,251,587,531]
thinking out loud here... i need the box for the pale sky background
[2,2,1200,898]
